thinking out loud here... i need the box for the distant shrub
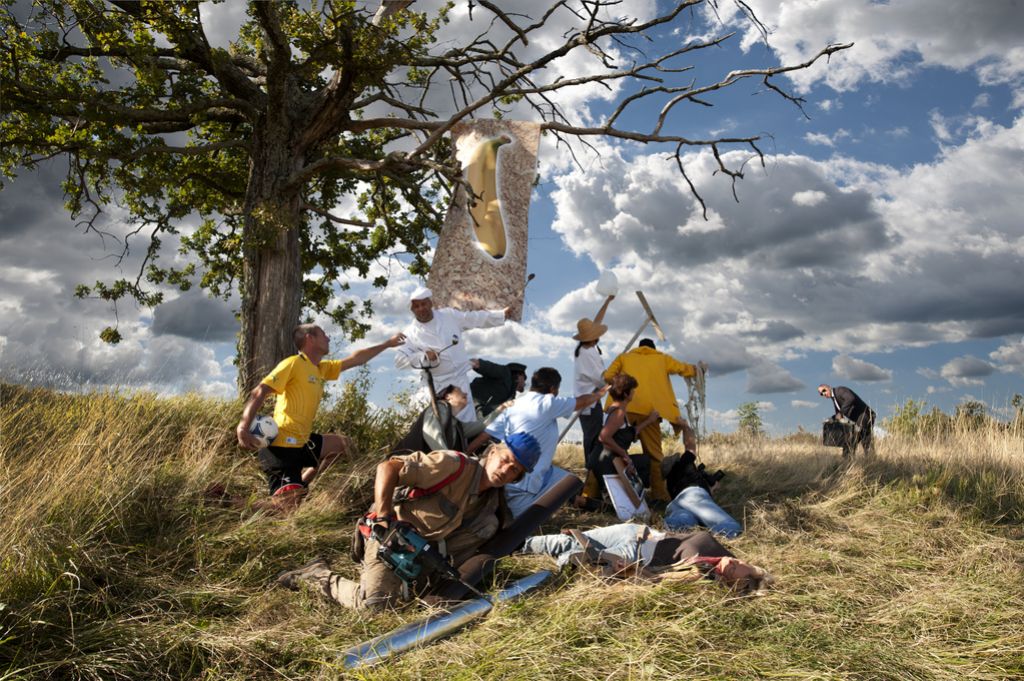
[953,399,988,431]
[737,401,763,438]
[778,426,818,446]
[886,399,954,438]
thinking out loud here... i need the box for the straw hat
[573,317,607,342]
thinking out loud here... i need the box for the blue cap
[504,432,541,473]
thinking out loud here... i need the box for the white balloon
[595,270,619,297]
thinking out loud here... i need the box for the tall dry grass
[2,382,1022,679]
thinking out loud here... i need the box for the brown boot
[275,557,332,590]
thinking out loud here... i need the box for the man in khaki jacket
[276,433,540,610]
[603,339,704,502]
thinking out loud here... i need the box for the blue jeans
[663,486,742,538]
[521,523,647,567]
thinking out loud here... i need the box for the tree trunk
[237,130,306,396]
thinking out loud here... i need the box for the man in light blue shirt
[485,367,607,517]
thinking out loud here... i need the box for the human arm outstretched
[592,294,615,325]
[340,333,406,371]
[574,385,609,412]
[635,409,661,434]
[666,355,697,379]
[450,307,507,330]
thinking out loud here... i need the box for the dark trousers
[579,407,605,473]
[844,409,876,457]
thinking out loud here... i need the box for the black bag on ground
[822,419,854,447]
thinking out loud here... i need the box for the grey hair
[292,323,319,350]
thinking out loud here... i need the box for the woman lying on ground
[520,522,773,595]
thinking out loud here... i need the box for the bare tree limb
[302,202,374,228]
[404,2,709,160]
[477,1,530,46]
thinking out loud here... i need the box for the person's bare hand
[236,424,260,451]
[387,333,406,347]
[425,350,439,362]
[470,358,480,370]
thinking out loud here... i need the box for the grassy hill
[2,382,1022,680]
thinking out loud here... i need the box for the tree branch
[404,0,698,160]
[477,1,530,46]
[346,117,442,133]
[252,2,291,65]
[302,202,374,228]
[109,0,265,105]
[123,140,249,163]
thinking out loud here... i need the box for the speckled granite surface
[427,120,541,321]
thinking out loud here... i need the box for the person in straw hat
[572,294,615,510]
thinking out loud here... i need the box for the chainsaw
[370,517,490,601]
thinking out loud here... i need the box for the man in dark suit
[818,384,876,456]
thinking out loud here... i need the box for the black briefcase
[822,419,854,447]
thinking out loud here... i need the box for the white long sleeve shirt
[394,307,506,421]
[573,344,606,415]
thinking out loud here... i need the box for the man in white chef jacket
[394,286,512,422]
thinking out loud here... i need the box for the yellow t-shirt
[603,346,696,422]
[261,353,343,447]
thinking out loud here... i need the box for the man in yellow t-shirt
[236,324,405,511]
[603,338,706,503]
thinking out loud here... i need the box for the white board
[603,474,650,522]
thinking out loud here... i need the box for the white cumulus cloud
[832,354,892,382]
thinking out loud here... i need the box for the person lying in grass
[661,450,743,538]
[520,523,773,595]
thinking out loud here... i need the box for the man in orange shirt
[603,338,705,503]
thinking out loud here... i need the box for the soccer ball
[249,415,278,448]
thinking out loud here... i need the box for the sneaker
[274,557,331,590]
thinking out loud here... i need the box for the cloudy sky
[2,0,1023,434]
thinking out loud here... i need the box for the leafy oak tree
[0,0,850,393]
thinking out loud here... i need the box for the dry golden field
[2,381,1022,680]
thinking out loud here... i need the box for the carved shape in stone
[428,120,541,322]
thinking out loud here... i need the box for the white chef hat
[410,286,433,301]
